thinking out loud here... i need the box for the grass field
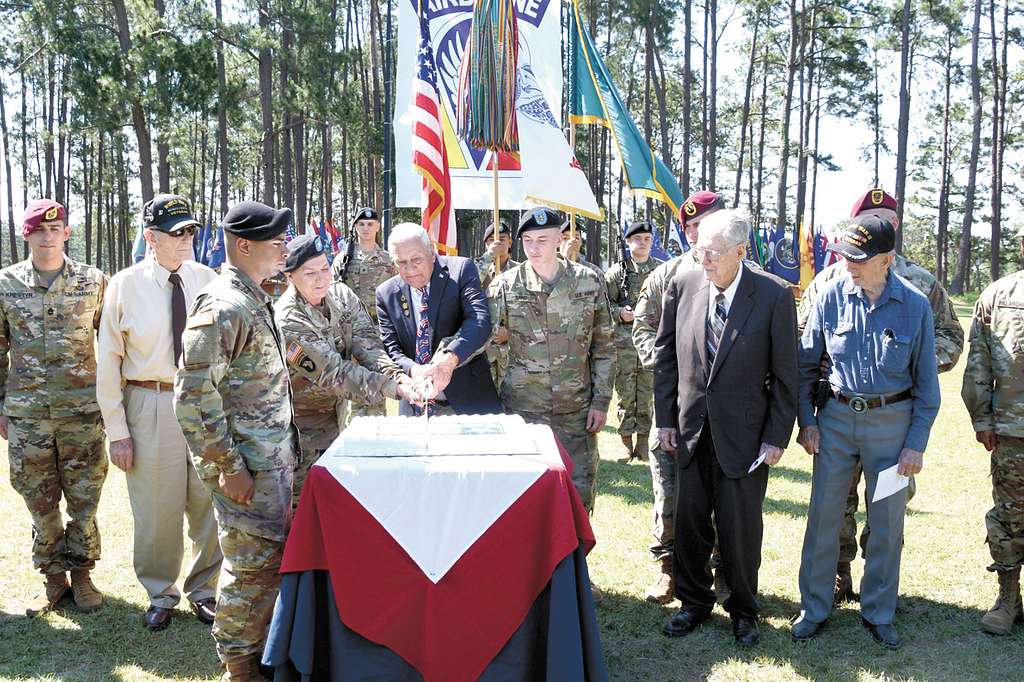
[1,311,1021,681]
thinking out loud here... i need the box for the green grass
[1,314,1020,680]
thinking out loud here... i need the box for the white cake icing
[325,414,542,458]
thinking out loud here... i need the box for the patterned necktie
[415,286,432,364]
[706,292,727,369]
[168,273,186,366]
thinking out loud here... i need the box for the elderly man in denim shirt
[791,215,940,650]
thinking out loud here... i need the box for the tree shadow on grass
[0,594,221,680]
[594,586,1016,681]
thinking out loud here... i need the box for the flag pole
[568,124,577,239]
[492,158,500,255]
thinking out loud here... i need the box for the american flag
[412,8,457,255]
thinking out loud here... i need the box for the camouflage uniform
[633,250,700,560]
[474,252,520,387]
[606,256,663,442]
[332,244,397,418]
[489,257,614,512]
[798,255,963,562]
[0,256,108,576]
[962,271,1024,573]
[174,265,299,666]
[275,280,404,505]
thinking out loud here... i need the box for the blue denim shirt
[798,271,940,452]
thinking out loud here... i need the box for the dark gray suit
[653,263,798,618]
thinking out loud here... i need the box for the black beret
[483,221,512,243]
[222,201,292,241]
[144,194,200,234]
[351,206,379,226]
[624,220,654,239]
[518,208,565,236]
[283,233,327,273]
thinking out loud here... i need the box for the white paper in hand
[871,464,910,503]
[748,451,767,474]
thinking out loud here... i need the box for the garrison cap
[849,188,898,218]
[483,221,512,243]
[144,194,200,234]
[22,199,67,238]
[519,208,565,235]
[221,201,292,241]
[679,190,724,225]
[624,220,654,239]
[828,214,896,263]
[283,233,326,273]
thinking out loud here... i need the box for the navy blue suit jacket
[376,255,500,415]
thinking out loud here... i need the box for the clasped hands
[404,351,460,406]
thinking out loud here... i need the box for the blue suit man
[375,223,500,416]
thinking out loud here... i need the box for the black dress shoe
[862,618,901,649]
[144,606,172,632]
[733,616,760,646]
[662,608,711,637]
[791,615,824,641]
[191,597,216,625]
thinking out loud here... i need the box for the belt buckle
[849,396,867,413]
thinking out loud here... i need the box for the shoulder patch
[186,311,215,329]
[286,342,304,363]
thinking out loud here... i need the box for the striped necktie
[415,286,432,364]
[706,292,727,369]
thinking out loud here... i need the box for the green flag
[567,0,685,215]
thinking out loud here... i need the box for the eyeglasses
[692,244,739,262]
[168,226,197,238]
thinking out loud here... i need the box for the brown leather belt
[832,388,912,413]
[126,379,174,392]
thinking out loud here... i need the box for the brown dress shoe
[70,569,103,612]
[145,606,173,631]
[25,573,69,617]
[617,434,635,463]
[645,556,675,604]
[192,597,217,625]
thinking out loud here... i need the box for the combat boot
[645,555,675,604]
[70,569,104,612]
[617,434,635,463]
[633,432,650,462]
[834,560,855,606]
[221,654,263,681]
[25,573,69,617]
[980,567,1023,635]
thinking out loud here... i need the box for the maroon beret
[849,188,898,218]
[22,199,67,238]
[679,190,724,225]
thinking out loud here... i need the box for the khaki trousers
[125,385,222,608]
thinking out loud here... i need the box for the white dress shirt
[707,262,744,321]
[410,283,429,329]
[97,258,217,441]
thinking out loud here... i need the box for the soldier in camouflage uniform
[474,221,519,387]
[797,188,963,605]
[489,208,614,513]
[0,199,108,617]
[331,207,398,419]
[560,222,604,276]
[275,234,413,505]
[606,220,663,463]
[962,230,1024,635]
[173,201,299,680]
[632,190,723,604]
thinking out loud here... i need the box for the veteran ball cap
[624,220,654,239]
[519,207,565,235]
[483,220,512,243]
[850,188,898,218]
[351,206,379,226]
[222,201,292,241]
[283,233,326,273]
[679,190,724,225]
[828,214,896,263]
[22,198,67,238]
[144,194,200,234]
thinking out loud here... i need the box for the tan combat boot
[221,654,263,682]
[25,573,70,617]
[617,434,635,463]
[633,432,650,462]
[70,569,104,612]
[834,560,854,606]
[645,556,675,604]
[980,567,1023,635]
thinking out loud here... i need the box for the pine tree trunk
[755,42,768,226]
[215,0,229,219]
[259,0,275,205]
[733,13,759,208]
[988,0,1004,280]
[111,0,156,203]
[775,0,799,232]
[936,35,953,285]
[708,0,718,191]
[55,65,69,205]
[681,0,691,196]
[893,0,913,253]
[0,82,17,262]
